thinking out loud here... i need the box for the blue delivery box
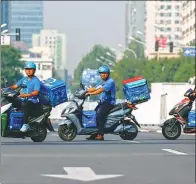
[123,77,150,104]
[188,110,196,127]
[39,78,68,107]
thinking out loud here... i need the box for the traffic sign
[1,35,11,45]
[183,47,196,57]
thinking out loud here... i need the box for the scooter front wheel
[58,122,77,141]
[162,118,181,140]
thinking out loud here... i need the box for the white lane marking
[162,149,188,155]
[121,140,140,143]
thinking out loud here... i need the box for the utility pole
[125,1,130,48]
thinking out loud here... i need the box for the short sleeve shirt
[95,77,116,105]
[16,76,41,103]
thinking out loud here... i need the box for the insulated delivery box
[39,78,68,107]
[123,76,151,104]
[82,110,97,128]
[188,110,196,127]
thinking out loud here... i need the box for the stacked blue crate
[39,78,68,107]
[123,78,151,104]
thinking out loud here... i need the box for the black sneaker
[86,134,97,140]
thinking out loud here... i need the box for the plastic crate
[39,78,68,107]
[122,76,143,85]
[188,110,196,127]
[123,79,150,104]
[9,111,24,130]
[82,110,97,128]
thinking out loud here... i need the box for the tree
[1,45,24,86]
[72,44,116,92]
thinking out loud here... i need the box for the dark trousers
[12,98,39,124]
[95,102,114,135]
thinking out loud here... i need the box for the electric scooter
[161,88,196,140]
[1,79,54,142]
[58,84,141,141]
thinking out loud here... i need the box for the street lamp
[128,37,146,47]
[106,52,116,59]
[1,29,8,34]
[100,56,116,66]
[1,24,7,28]
[96,58,110,67]
[118,44,137,59]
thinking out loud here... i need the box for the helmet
[98,65,110,74]
[24,61,36,69]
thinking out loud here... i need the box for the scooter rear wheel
[58,122,77,141]
[31,127,47,142]
[119,122,138,140]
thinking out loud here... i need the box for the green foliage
[72,44,116,92]
[1,45,24,86]
[72,43,195,99]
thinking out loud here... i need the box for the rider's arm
[25,80,40,97]
[87,88,97,92]
[10,78,24,89]
[26,90,39,97]
[89,88,104,95]
[9,84,18,90]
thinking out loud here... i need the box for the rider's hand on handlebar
[85,92,90,97]
[190,92,196,97]
[19,93,30,98]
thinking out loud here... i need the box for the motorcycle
[161,88,196,140]
[1,79,55,142]
[58,84,141,141]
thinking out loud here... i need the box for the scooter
[161,88,196,140]
[58,84,141,141]
[1,79,55,142]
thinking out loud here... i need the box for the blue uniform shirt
[95,77,116,105]
[16,76,41,103]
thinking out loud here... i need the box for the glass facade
[1,1,9,31]
[10,1,43,47]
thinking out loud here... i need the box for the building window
[42,65,51,70]
[175,35,180,40]
[160,5,164,9]
[166,5,171,10]
[38,64,40,70]
[160,13,164,17]
[175,27,181,32]
[166,20,171,24]
[175,13,180,17]
[175,20,180,24]
[175,5,180,10]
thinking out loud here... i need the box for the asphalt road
[0,131,195,184]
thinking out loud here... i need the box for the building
[9,1,43,47]
[145,1,182,59]
[181,1,196,46]
[32,29,67,70]
[129,1,146,41]
[1,1,9,31]
[21,46,53,80]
